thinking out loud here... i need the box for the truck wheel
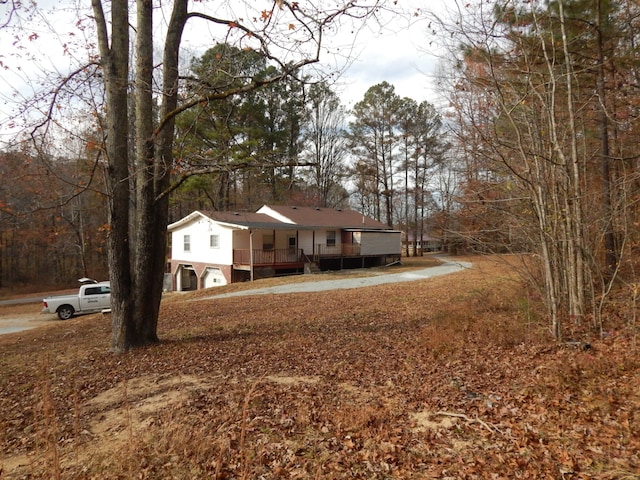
[57,305,75,320]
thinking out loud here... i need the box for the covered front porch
[230,226,314,279]
[232,248,306,271]
[230,244,396,279]
[232,243,367,271]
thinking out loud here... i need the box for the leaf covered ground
[0,255,638,479]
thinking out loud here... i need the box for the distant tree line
[168,44,447,235]
[0,149,109,290]
[0,43,446,291]
[3,0,639,346]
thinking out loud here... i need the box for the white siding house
[167,206,401,291]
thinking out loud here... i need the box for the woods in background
[2,0,640,344]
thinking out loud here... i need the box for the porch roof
[343,228,402,233]
[260,205,390,229]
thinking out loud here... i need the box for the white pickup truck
[42,281,111,320]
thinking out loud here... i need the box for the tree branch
[30,62,101,139]
[433,411,505,435]
[154,62,314,138]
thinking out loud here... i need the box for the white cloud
[322,0,450,110]
[0,0,453,143]
[335,29,441,108]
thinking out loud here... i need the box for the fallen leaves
[0,256,639,478]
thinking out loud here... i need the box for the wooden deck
[232,245,364,271]
[312,244,361,261]
[233,248,305,270]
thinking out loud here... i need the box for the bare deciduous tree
[433,0,640,339]
[88,0,389,352]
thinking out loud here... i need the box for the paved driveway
[201,257,472,300]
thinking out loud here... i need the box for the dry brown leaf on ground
[0,255,639,479]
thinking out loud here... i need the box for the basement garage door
[179,265,198,291]
[203,267,227,288]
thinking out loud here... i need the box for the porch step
[304,262,322,275]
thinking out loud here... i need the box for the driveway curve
[201,257,472,300]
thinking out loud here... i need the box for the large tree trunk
[92,0,134,352]
[93,0,186,352]
[596,0,616,276]
[131,0,160,347]
[129,0,187,350]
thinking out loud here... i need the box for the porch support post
[249,229,254,282]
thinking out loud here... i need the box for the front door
[288,235,298,261]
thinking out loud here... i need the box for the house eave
[343,228,402,233]
[167,210,209,231]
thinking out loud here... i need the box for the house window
[326,230,336,247]
[210,234,220,249]
[184,234,191,252]
[263,234,274,250]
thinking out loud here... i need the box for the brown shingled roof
[263,205,389,229]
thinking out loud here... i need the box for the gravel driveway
[1,257,472,335]
[201,257,472,300]
[0,314,53,335]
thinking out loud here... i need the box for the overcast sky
[335,21,444,108]
[312,0,450,109]
[0,0,451,145]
